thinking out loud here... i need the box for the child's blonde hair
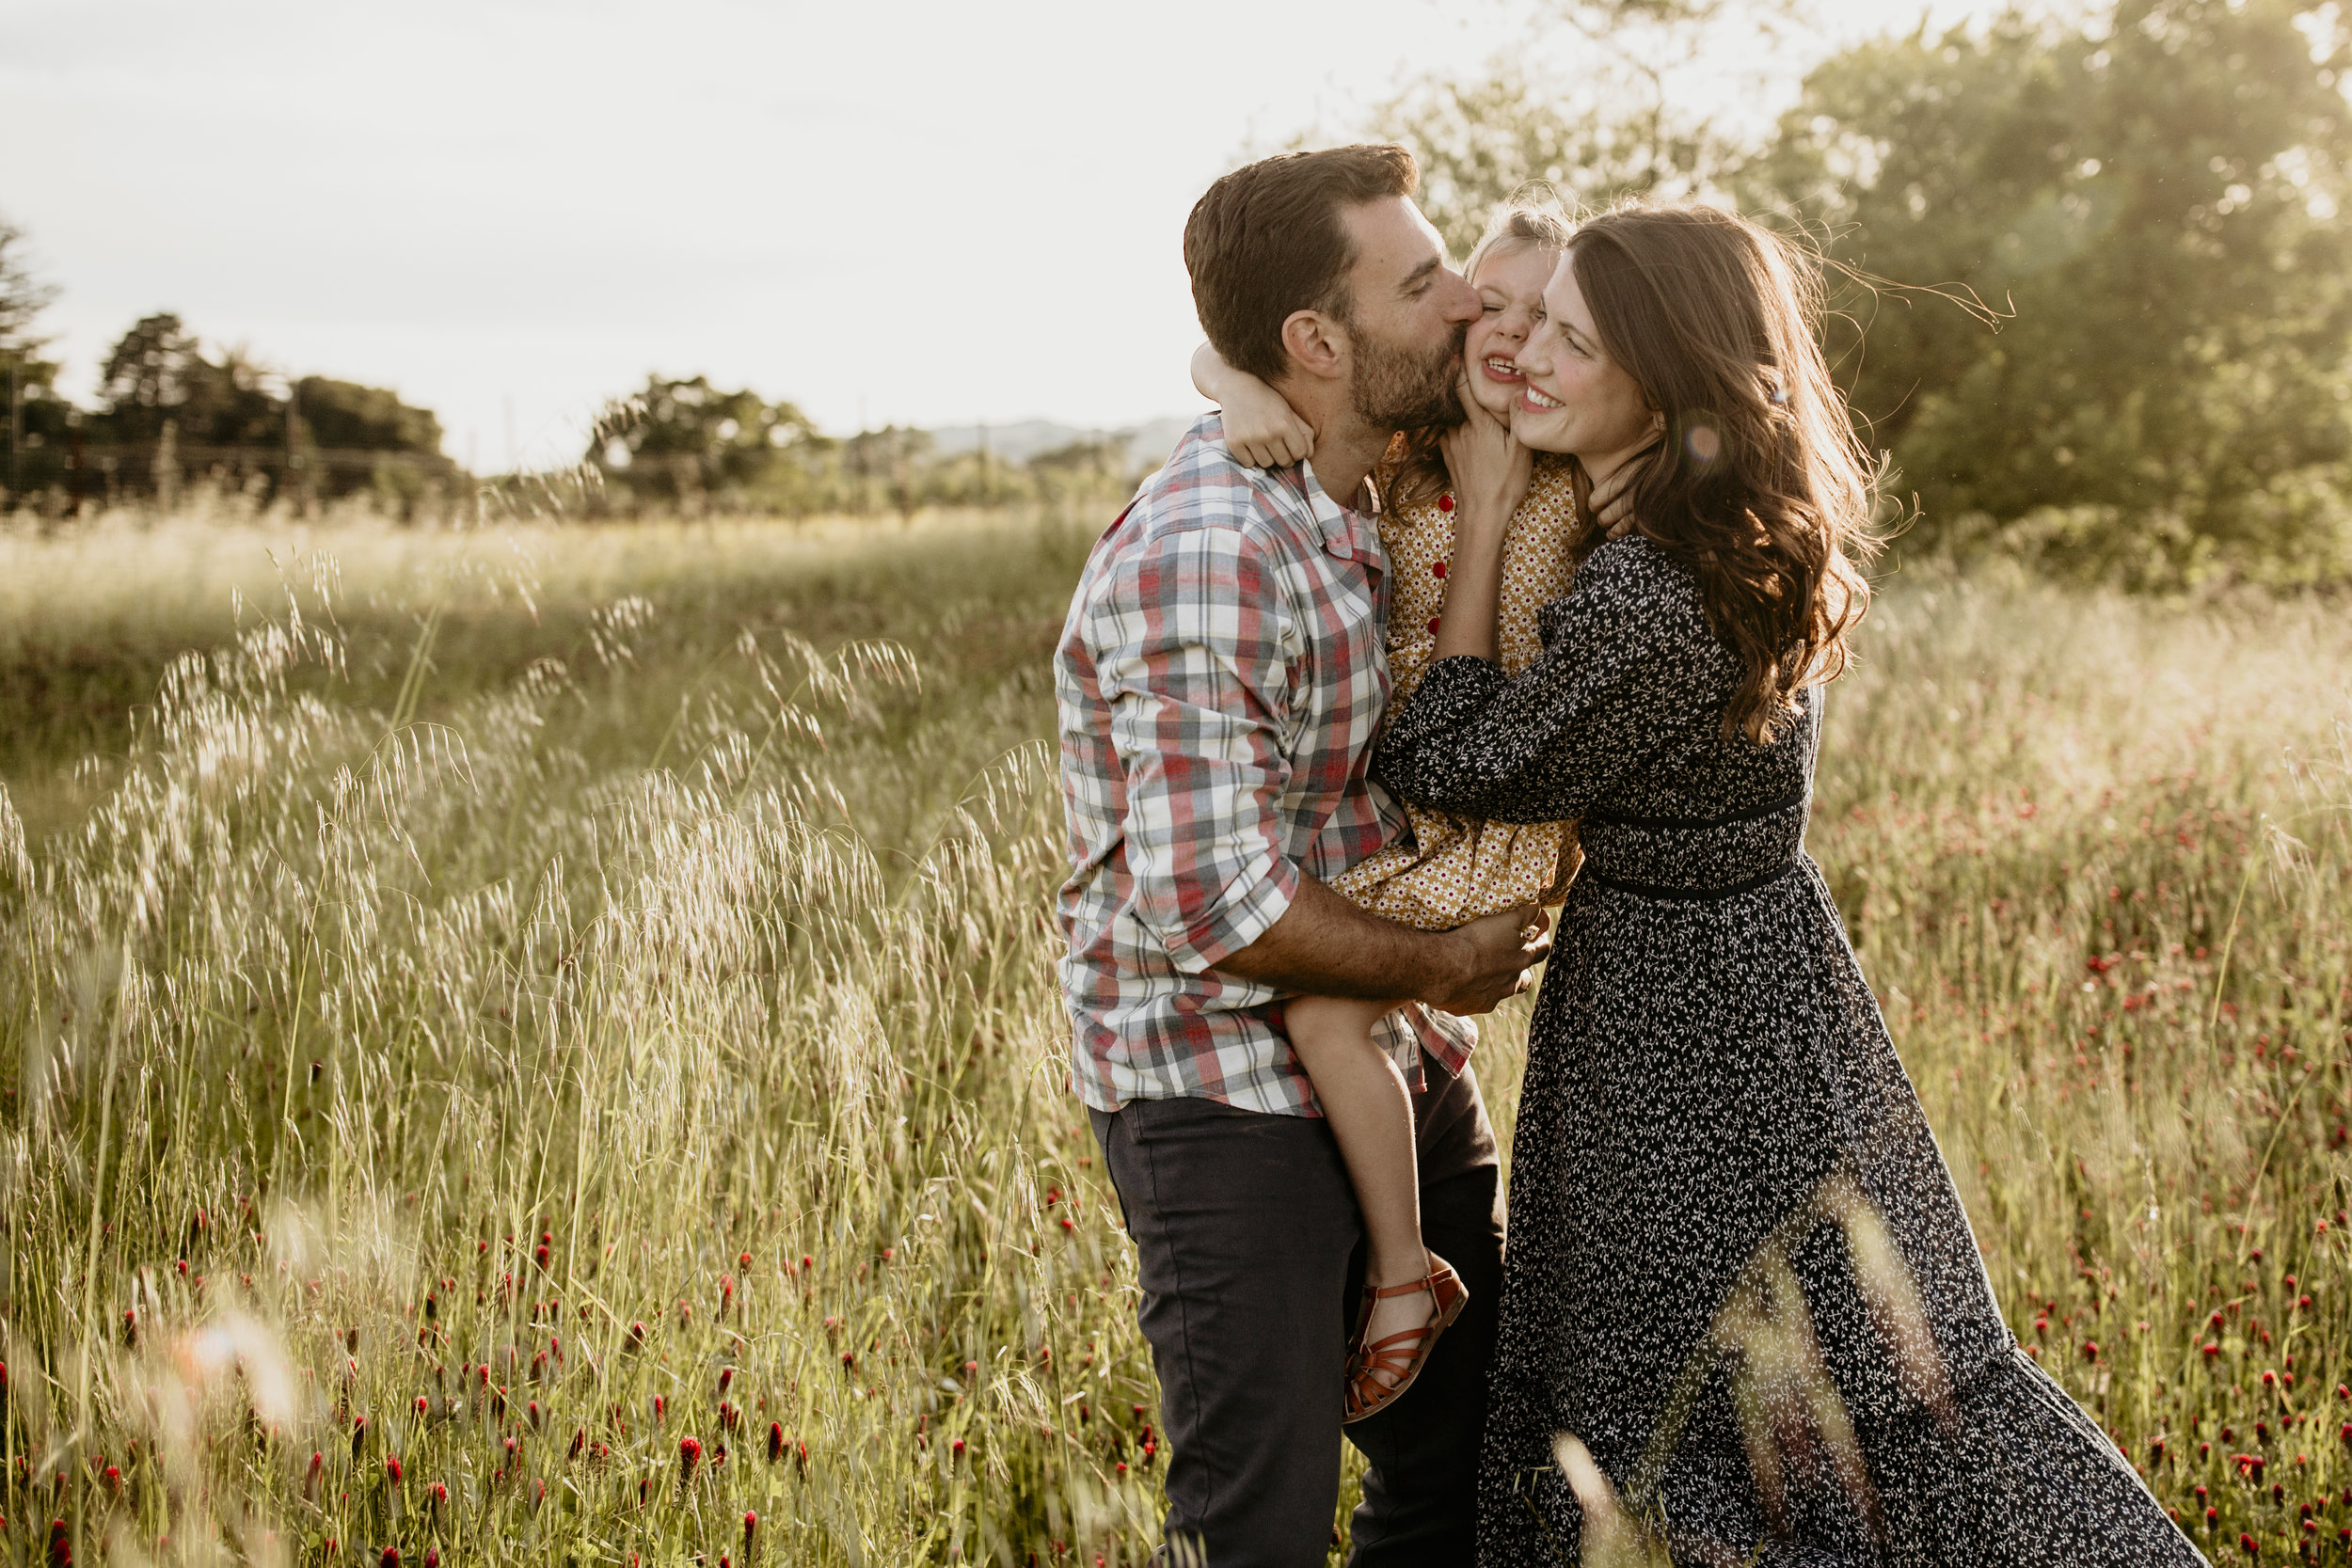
[1386,198,1579,514]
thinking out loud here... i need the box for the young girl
[1193,204,1645,1422]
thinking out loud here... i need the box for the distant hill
[927,415,1200,474]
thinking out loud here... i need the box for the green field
[1,506,2347,1565]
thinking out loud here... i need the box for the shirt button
[1427,617,1441,635]
[1432,561,1446,579]
[1438,493,1454,513]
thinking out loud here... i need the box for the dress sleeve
[1373,542,1719,824]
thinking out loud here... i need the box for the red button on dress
[1432,561,1446,579]
[1438,493,1455,513]
[1427,617,1441,635]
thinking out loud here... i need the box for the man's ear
[1278,309,1348,383]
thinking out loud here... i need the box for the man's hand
[1423,904,1552,1016]
[1217,879,1549,1011]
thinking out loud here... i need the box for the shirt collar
[1295,460,1385,569]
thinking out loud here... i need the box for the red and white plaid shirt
[1054,414,1475,1117]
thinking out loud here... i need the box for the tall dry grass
[0,512,2346,1565]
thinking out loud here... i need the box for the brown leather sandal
[1342,1254,1469,1424]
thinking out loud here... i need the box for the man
[1053,144,1552,1566]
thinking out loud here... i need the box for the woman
[1375,203,2204,1564]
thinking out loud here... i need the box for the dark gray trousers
[1089,1054,1504,1568]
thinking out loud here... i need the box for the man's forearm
[1216,876,1466,1003]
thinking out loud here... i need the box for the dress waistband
[1576,787,1811,900]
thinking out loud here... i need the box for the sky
[0,0,2009,469]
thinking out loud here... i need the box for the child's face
[1462,245,1559,420]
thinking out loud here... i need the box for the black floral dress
[1375,539,2204,1567]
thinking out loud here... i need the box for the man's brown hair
[1184,145,1419,384]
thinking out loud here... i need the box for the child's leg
[1286,994,1434,1386]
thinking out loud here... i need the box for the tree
[593,375,825,503]
[0,214,57,384]
[1,214,65,500]
[1759,0,2352,582]
[295,376,444,455]
[1360,0,1805,254]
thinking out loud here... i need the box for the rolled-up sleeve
[1090,524,1301,974]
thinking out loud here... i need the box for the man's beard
[1348,319,1467,432]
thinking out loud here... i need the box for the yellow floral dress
[1331,451,1582,931]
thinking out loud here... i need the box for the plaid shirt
[1053,413,1475,1117]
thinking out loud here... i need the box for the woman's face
[1461,244,1557,420]
[1511,250,1658,464]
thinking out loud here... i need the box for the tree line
[577,375,1145,520]
[8,0,2348,581]
[0,244,461,515]
[0,237,1148,523]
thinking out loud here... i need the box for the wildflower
[802,1254,813,1273]
[414,1395,428,1418]
[628,1321,646,1350]
[951,1438,965,1459]
[385,1456,403,1485]
[718,1367,734,1399]
[679,1436,702,1483]
[569,1427,585,1463]
[738,1251,752,1270]
[383,1549,400,1568]
[428,1482,447,1513]
[2082,1339,2099,1362]
[653,1394,665,1426]
[352,1416,369,1460]
[122,1308,137,1348]
[767,1422,784,1463]
[744,1512,758,1550]
[47,1521,69,1568]
[303,1452,323,1499]
[528,1399,544,1432]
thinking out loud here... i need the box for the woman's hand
[1190,341,1316,468]
[1588,415,1665,538]
[1437,371,1533,542]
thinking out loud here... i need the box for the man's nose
[1444,276,1481,322]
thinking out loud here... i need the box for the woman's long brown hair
[1565,202,1878,744]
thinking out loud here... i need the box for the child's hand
[1191,341,1316,468]
[1438,369,1534,536]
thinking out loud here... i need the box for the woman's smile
[1518,384,1565,411]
